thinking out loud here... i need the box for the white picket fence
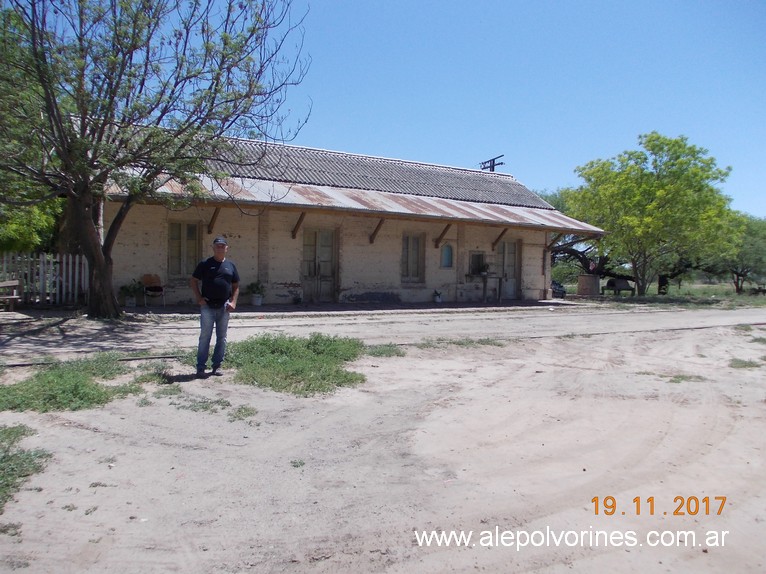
[0,253,89,306]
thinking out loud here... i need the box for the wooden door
[501,240,520,299]
[302,229,337,303]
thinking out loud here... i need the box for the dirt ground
[0,303,765,573]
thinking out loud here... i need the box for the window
[401,233,425,283]
[168,222,200,279]
[440,244,453,268]
[469,251,487,275]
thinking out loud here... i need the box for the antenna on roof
[480,155,505,172]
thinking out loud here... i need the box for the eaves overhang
[127,175,604,237]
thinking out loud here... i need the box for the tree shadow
[0,316,74,348]
[164,372,201,384]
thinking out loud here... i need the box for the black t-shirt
[192,257,240,308]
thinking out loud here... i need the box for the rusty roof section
[170,174,604,235]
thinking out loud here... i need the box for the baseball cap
[213,236,228,245]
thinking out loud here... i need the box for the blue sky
[285,0,764,217]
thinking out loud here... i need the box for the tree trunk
[57,200,85,255]
[87,253,121,318]
[65,192,122,319]
[631,256,652,296]
[732,272,745,294]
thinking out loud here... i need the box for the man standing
[190,236,240,378]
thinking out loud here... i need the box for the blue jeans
[196,305,230,371]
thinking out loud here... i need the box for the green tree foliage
[0,0,308,318]
[562,132,740,295]
[704,214,766,293]
[0,10,62,250]
[0,201,61,251]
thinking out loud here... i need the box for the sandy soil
[0,304,765,573]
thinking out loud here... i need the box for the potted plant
[119,279,143,307]
[245,280,265,306]
[433,290,442,303]
[479,263,491,276]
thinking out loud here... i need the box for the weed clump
[0,353,139,412]
[227,333,366,396]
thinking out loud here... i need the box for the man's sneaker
[211,367,223,376]
[195,369,206,379]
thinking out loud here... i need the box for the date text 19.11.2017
[591,496,727,516]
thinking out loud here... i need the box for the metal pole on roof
[480,155,505,172]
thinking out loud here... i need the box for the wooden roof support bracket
[207,207,221,235]
[369,218,386,244]
[491,228,509,251]
[434,224,452,248]
[291,212,306,239]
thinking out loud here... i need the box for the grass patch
[416,337,504,349]
[595,284,766,310]
[0,425,51,512]
[0,353,141,412]
[228,333,366,396]
[751,337,766,345]
[177,397,232,413]
[729,358,761,369]
[136,396,154,407]
[667,374,707,384]
[132,361,173,385]
[0,522,22,536]
[228,405,258,423]
[153,384,183,398]
[366,343,406,357]
[734,324,754,332]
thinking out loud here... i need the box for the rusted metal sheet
[164,176,603,235]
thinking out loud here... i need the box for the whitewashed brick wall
[106,202,550,305]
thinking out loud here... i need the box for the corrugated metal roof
[176,175,603,235]
[207,140,556,210]
[109,140,602,235]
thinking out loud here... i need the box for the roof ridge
[231,138,521,182]
[214,136,552,210]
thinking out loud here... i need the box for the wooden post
[369,218,386,244]
[433,224,452,248]
[491,228,509,251]
[207,207,221,235]
[291,212,306,239]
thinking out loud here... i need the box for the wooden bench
[601,278,635,296]
[0,279,22,311]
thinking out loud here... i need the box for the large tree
[561,132,740,295]
[704,214,766,293]
[0,0,308,318]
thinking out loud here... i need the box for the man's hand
[225,300,236,312]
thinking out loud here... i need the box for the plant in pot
[433,290,442,303]
[245,281,265,306]
[119,279,143,307]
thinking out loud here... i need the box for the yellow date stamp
[591,496,727,516]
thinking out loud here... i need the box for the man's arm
[190,276,205,306]
[227,282,239,311]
